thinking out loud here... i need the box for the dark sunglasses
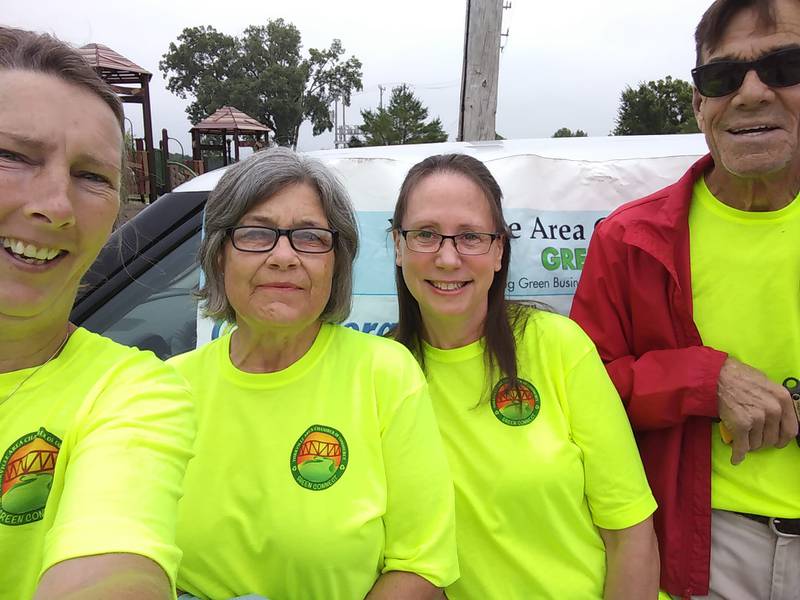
[692,47,800,97]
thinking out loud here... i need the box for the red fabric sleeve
[570,222,727,431]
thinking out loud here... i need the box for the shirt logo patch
[0,428,61,526]
[491,378,540,426]
[290,425,348,491]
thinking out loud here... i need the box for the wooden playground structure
[80,44,271,202]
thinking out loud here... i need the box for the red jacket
[570,154,728,598]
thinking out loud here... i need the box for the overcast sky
[4,0,709,152]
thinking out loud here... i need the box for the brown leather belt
[737,512,800,536]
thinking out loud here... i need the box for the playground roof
[79,43,151,84]
[190,106,271,134]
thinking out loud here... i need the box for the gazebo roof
[190,106,271,134]
[79,43,151,84]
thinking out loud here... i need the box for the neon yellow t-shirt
[170,323,458,600]
[423,310,656,600]
[0,327,195,600]
[690,177,800,517]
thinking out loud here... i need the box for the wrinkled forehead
[0,69,123,165]
[700,0,800,62]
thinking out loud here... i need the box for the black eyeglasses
[400,229,500,255]
[227,226,338,253]
[692,47,800,97]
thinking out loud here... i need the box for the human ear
[692,88,706,133]
[393,230,403,267]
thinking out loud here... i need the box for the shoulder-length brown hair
[391,153,530,399]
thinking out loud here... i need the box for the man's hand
[717,357,797,465]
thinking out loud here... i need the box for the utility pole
[333,98,339,148]
[458,0,504,141]
[334,97,352,149]
[379,85,386,109]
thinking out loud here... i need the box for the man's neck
[705,166,800,211]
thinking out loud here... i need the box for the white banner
[191,135,707,345]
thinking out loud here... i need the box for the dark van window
[81,231,201,359]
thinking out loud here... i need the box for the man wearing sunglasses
[571,0,800,598]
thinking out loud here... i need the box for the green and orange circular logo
[290,425,348,491]
[0,428,61,526]
[491,378,540,426]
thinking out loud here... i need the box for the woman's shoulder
[65,327,185,394]
[329,325,423,377]
[517,308,596,357]
[71,327,177,375]
[167,334,224,373]
[67,328,192,414]
[332,324,415,356]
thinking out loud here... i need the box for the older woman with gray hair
[169,147,458,600]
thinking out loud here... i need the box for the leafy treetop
[612,76,699,136]
[552,128,588,138]
[159,19,363,148]
[358,84,448,146]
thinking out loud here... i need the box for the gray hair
[197,146,359,325]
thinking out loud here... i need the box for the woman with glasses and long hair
[169,147,458,600]
[390,153,660,599]
[0,27,195,600]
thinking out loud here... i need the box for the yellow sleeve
[378,353,459,587]
[564,333,657,530]
[40,352,196,592]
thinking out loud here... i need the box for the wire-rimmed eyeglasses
[400,229,500,255]
[227,226,338,254]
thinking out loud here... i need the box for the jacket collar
[621,153,714,285]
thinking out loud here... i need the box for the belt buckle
[769,517,800,537]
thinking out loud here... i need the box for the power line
[352,80,460,94]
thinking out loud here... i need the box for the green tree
[612,76,700,136]
[359,84,448,146]
[552,128,588,138]
[159,20,363,148]
[347,135,365,148]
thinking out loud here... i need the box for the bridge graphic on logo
[299,439,341,458]
[491,377,540,426]
[291,425,349,491]
[2,449,58,489]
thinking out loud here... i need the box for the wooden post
[140,76,158,201]
[192,130,201,161]
[134,138,147,201]
[234,133,240,162]
[161,128,172,193]
[458,0,503,141]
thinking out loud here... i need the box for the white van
[71,135,707,359]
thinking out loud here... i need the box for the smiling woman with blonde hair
[0,26,195,600]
